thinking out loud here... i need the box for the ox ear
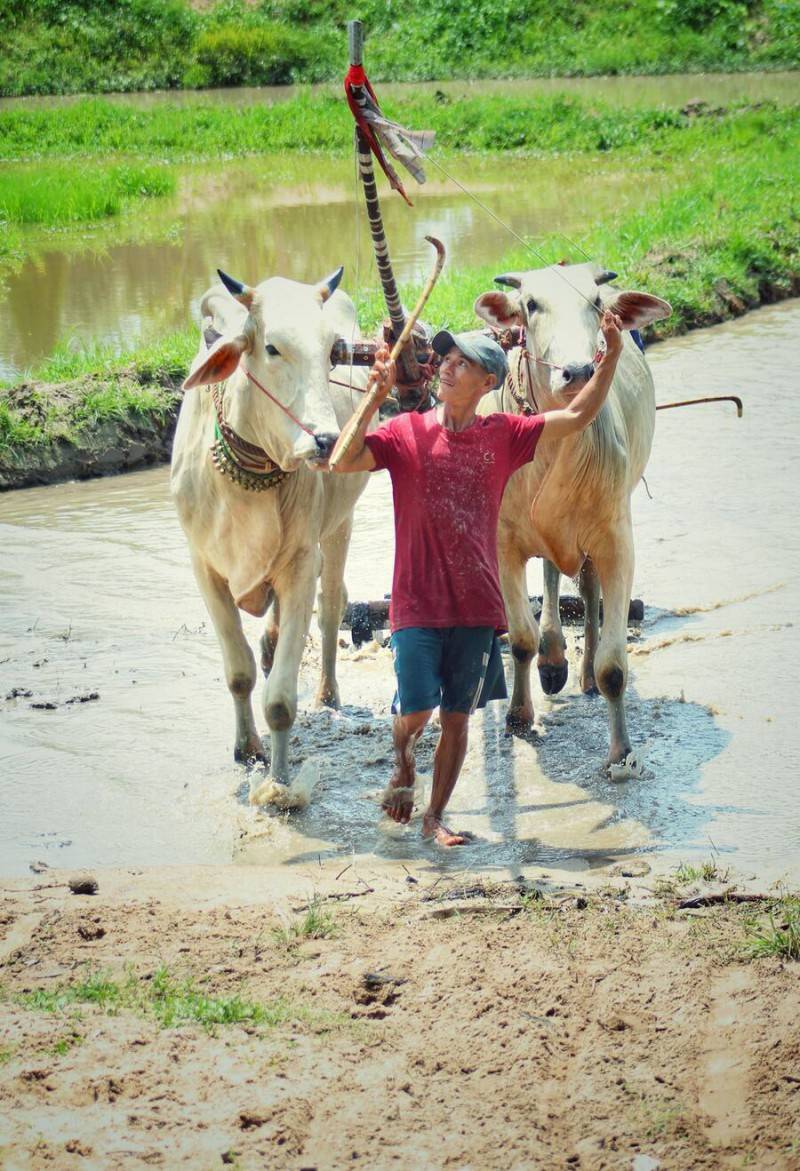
[607,291,672,330]
[183,335,249,390]
[474,290,523,330]
[316,266,344,303]
[217,269,254,310]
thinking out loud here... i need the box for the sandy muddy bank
[0,865,798,1170]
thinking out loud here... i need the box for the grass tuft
[273,900,338,946]
[17,965,321,1032]
[744,898,800,961]
[0,163,174,227]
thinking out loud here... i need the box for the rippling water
[1,302,798,880]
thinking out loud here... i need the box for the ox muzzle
[561,361,596,388]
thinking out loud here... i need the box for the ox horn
[494,274,522,289]
[317,266,344,302]
[594,268,618,286]
[217,269,254,308]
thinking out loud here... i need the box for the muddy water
[1,153,671,380]
[1,301,799,881]
[2,70,797,111]
[2,69,796,380]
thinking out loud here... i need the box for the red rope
[244,369,316,436]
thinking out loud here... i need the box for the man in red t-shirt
[327,312,623,846]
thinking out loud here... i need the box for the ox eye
[594,296,602,311]
[265,343,280,357]
[526,297,537,314]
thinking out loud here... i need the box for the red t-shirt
[364,410,545,631]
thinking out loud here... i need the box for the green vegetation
[16,965,339,1032]
[365,105,800,340]
[0,338,190,457]
[273,900,338,945]
[0,96,796,471]
[0,91,795,164]
[674,858,729,883]
[0,162,174,226]
[745,897,800,960]
[0,0,797,96]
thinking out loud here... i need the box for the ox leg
[500,545,538,732]
[262,552,318,784]
[191,554,265,765]
[537,559,568,695]
[315,516,352,709]
[578,558,601,696]
[259,594,279,677]
[591,521,639,772]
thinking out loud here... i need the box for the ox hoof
[234,742,267,767]
[607,751,644,783]
[315,685,340,710]
[582,683,600,698]
[505,707,535,737]
[538,661,569,695]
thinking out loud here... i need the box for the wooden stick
[657,395,743,416]
[329,235,446,471]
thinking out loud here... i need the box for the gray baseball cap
[431,329,508,390]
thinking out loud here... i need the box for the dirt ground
[0,866,798,1171]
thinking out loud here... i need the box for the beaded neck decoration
[209,382,292,493]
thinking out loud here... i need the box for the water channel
[1,70,797,380]
[1,301,798,883]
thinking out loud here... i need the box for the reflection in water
[2,69,795,378]
[0,302,798,880]
[1,154,673,379]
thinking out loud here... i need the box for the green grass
[16,965,333,1032]
[273,900,338,946]
[1,92,795,165]
[674,858,730,883]
[745,898,800,960]
[0,335,191,457]
[0,100,796,461]
[0,0,797,97]
[0,162,174,226]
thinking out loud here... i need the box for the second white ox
[171,268,370,805]
[475,263,671,776]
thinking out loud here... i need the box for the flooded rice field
[1,69,797,380]
[1,153,672,380]
[1,300,798,882]
[2,70,798,112]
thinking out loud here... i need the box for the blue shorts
[390,626,508,716]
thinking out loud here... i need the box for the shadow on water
[242,641,732,878]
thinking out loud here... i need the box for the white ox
[171,268,370,805]
[475,263,671,776]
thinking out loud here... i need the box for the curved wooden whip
[656,395,743,416]
[329,235,446,471]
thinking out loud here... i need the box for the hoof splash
[249,759,319,810]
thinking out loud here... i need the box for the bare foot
[421,813,473,848]
[381,773,415,825]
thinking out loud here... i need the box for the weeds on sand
[16,965,332,1033]
[743,897,800,961]
[674,858,730,884]
[273,900,338,947]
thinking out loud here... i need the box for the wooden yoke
[329,235,446,471]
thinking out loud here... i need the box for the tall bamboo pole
[347,20,422,399]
